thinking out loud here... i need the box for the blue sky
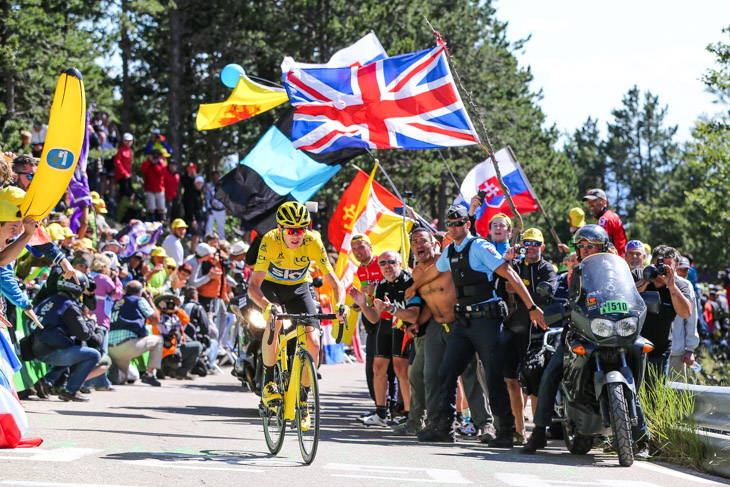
[494,1,730,142]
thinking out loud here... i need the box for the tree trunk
[120,0,132,133]
[167,2,183,163]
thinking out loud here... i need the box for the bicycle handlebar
[266,305,349,345]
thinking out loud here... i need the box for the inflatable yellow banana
[20,68,86,220]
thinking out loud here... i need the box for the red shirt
[164,169,179,201]
[356,255,383,293]
[140,158,168,193]
[595,207,627,257]
[113,145,133,182]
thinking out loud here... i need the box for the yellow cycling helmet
[276,201,311,228]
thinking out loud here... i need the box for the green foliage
[639,366,707,470]
[564,117,606,196]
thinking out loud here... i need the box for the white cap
[195,242,216,257]
[230,241,250,256]
[194,176,205,185]
[123,133,134,141]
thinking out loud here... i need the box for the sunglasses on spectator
[167,266,177,270]
[16,171,34,181]
[379,259,399,266]
[445,219,468,228]
[283,227,305,236]
[522,241,542,247]
[576,242,598,250]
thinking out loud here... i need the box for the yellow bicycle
[259,309,342,464]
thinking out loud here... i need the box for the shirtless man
[393,227,495,442]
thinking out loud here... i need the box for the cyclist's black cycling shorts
[261,280,319,328]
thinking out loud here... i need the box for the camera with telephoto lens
[643,256,667,282]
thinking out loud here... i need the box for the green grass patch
[639,366,708,471]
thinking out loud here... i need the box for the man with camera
[32,271,107,402]
[633,245,693,383]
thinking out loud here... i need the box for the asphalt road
[2,362,726,487]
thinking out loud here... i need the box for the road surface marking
[1,482,141,487]
[323,463,471,484]
[125,460,264,473]
[0,448,100,462]
[633,462,723,484]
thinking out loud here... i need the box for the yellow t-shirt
[255,229,333,285]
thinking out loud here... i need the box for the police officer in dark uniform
[32,270,105,402]
[407,205,547,446]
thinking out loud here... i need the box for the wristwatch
[389,305,397,315]
[527,304,538,312]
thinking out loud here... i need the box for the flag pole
[425,17,523,245]
[437,149,467,201]
[505,146,563,249]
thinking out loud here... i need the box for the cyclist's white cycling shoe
[262,382,282,407]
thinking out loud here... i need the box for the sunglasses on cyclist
[379,259,399,266]
[445,219,468,228]
[16,171,34,181]
[576,242,598,250]
[282,227,305,236]
[522,241,542,247]
[167,266,177,270]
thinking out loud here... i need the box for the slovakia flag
[454,147,539,238]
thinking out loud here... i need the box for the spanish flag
[195,75,289,131]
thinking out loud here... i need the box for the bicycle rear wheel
[296,350,320,464]
[261,363,286,454]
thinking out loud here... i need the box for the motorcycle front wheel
[607,383,634,467]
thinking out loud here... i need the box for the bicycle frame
[275,323,309,421]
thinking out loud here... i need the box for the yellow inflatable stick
[20,68,86,220]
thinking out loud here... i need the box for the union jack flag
[283,44,480,153]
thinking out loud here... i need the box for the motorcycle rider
[522,224,650,458]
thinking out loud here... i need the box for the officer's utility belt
[454,299,507,321]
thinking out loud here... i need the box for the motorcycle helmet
[276,201,311,228]
[574,224,609,261]
[57,270,90,298]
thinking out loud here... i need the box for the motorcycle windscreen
[575,253,646,320]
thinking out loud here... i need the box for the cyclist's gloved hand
[336,304,348,323]
[263,303,282,323]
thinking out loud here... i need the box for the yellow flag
[195,75,288,131]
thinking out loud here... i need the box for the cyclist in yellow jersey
[249,201,347,406]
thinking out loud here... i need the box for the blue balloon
[221,64,246,88]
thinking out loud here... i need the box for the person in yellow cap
[81,238,97,252]
[558,207,586,254]
[161,218,187,266]
[45,223,66,242]
[502,227,557,444]
[144,247,168,295]
[0,200,37,265]
[487,213,513,256]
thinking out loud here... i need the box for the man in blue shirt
[407,205,546,447]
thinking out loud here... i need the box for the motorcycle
[230,291,266,396]
[539,253,660,467]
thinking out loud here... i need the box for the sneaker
[175,372,194,381]
[417,427,455,443]
[141,372,162,387]
[513,432,526,445]
[521,429,548,454]
[34,379,50,399]
[416,423,434,440]
[362,413,388,427]
[387,416,408,427]
[79,387,92,394]
[262,382,282,407]
[634,439,650,460]
[359,410,375,418]
[94,386,116,391]
[478,424,497,443]
[59,390,90,402]
[456,422,477,436]
[488,433,514,449]
[392,424,419,436]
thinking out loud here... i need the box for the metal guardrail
[667,381,730,477]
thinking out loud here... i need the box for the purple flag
[69,106,94,233]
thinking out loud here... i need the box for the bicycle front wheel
[296,350,320,464]
[262,363,286,454]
